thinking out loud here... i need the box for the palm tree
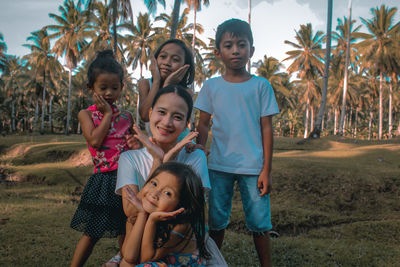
[284,23,325,138]
[2,56,24,132]
[146,0,191,40]
[85,1,126,61]
[184,0,209,52]
[253,55,290,98]
[203,38,224,77]
[332,15,362,135]
[80,0,134,54]
[357,5,400,139]
[124,12,156,78]
[0,33,7,72]
[46,0,93,135]
[24,28,64,134]
[384,32,400,138]
[311,0,332,138]
[154,7,203,47]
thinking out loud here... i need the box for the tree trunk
[170,0,181,39]
[334,108,338,135]
[40,69,46,135]
[34,96,39,133]
[112,0,118,54]
[49,95,53,133]
[11,98,16,133]
[310,0,332,138]
[66,69,73,136]
[338,2,352,136]
[349,107,353,129]
[354,107,358,138]
[368,109,373,140]
[397,119,400,137]
[304,97,310,139]
[192,8,197,53]
[388,81,393,139]
[310,107,314,133]
[378,72,383,139]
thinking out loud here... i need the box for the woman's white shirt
[115,147,211,195]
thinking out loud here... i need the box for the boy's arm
[258,115,274,196]
[196,110,211,147]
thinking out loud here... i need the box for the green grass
[1,134,400,266]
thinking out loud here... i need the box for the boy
[194,19,279,267]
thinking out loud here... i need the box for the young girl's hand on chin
[93,93,113,115]
[149,207,185,222]
[164,64,190,87]
[149,55,161,85]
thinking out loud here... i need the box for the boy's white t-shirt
[115,147,211,195]
[194,75,279,175]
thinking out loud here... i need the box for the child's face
[149,92,188,146]
[157,43,186,80]
[141,172,180,213]
[91,72,122,105]
[216,32,254,71]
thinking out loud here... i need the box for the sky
[0,0,399,75]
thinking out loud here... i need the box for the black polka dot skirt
[70,170,126,238]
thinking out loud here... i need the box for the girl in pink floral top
[70,50,140,267]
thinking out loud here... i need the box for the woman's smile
[149,92,188,148]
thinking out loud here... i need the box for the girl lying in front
[120,161,209,267]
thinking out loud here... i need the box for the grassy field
[1,134,399,266]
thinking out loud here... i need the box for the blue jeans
[208,169,272,233]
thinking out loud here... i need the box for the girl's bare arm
[121,187,148,265]
[139,209,185,262]
[138,59,161,122]
[78,107,112,149]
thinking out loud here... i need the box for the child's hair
[87,49,124,88]
[144,162,209,259]
[215,18,254,50]
[153,39,195,87]
[151,84,193,123]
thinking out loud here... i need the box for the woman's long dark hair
[144,162,209,259]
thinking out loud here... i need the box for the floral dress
[70,104,133,238]
[136,250,205,267]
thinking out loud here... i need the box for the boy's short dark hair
[215,18,253,50]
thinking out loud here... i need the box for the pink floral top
[87,104,132,173]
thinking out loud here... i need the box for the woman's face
[141,172,180,213]
[149,92,188,147]
[157,43,186,80]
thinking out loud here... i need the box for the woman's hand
[164,131,198,162]
[149,55,161,84]
[93,93,113,116]
[132,125,164,161]
[164,65,190,87]
[185,143,210,155]
[149,207,185,222]
[126,134,142,150]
